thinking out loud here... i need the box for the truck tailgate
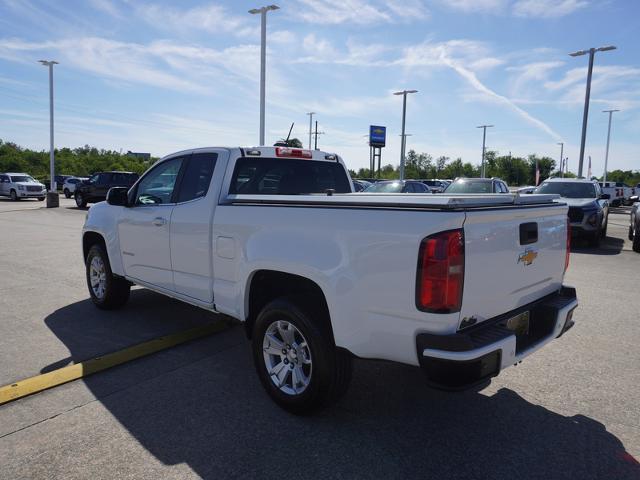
[460,203,568,327]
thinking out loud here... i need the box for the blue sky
[0,0,638,174]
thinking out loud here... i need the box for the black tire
[629,226,634,241]
[37,197,45,201]
[64,189,71,198]
[75,192,87,208]
[252,296,352,414]
[85,244,130,309]
[601,215,608,238]
[10,189,19,201]
[633,226,640,253]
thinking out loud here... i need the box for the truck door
[118,156,185,291]
[169,151,220,303]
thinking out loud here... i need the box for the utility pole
[477,125,493,177]
[393,89,417,181]
[306,112,314,149]
[39,60,59,207]
[249,4,279,146]
[569,45,617,177]
[602,109,619,183]
[557,142,564,178]
[312,120,324,150]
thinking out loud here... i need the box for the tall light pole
[393,89,417,181]
[569,45,616,177]
[306,112,315,149]
[557,142,564,177]
[602,109,619,183]
[477,125,493,178]
[249,4,279,146]
[39,60,59,207]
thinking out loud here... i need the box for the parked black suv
[75,171,139,208]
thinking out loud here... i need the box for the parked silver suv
[0,173,46,201]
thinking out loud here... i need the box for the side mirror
[600,193,610,200]
[106,187,129,207]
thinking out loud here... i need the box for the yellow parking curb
[0,321,228,406]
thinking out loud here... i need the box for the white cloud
[438,0,508,14]
[512,0,588,18]
[293,0,428,25]
[136,3,257,37]
[396,40,563,140]
[88,0,121,18]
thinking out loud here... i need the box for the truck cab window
[177,153,217,203]
[230,157,351,195]
[134,157,182,205]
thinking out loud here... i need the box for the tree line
[350,149,640,187]
[0,140,155,179]
[1,139,638,187]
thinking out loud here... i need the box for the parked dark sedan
[363,180,430,193]
[629,202,640,252]
[75,171,139,208]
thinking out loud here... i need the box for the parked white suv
[0,173,46,201]
[82,146,577,413]
[63,177,88,198]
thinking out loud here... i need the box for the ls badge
[518,249,538,266]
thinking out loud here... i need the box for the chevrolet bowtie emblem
[518,249,538,266]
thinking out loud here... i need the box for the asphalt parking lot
[0,197,639,480]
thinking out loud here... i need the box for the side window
[134,157,183,205]
[177,153,217,203]
[96,173,111,185]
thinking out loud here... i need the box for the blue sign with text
[369,125,386,147]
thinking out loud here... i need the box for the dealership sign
[369,125,386,148]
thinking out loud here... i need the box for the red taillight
[565,218,571,272]
[416,229,464,313]
[275,147,313,159]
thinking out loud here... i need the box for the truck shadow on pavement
[572,236,625,255]
[43,291,639,480]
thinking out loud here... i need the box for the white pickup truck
[82,146,578,413]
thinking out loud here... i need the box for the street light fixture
[393,89,418,181]
[249,4,279,146]
[602,109,620,183]
[568,45,617,177]
[39,60,59,207]
[476,124,493,178]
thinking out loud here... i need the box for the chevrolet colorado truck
[82,146,578,413]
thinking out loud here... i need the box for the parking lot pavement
[0,199,639,479]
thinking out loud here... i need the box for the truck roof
[164,146,341,163]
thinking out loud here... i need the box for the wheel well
[245,270,333,341]
[82,231,107,264]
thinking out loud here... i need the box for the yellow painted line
[0,321,228,406]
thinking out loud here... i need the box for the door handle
[152,217,167,226]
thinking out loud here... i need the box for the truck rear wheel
[633,226,640,253]
[252,296,352,414]
[86,244,130,309]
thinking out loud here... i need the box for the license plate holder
[502,311,530,336]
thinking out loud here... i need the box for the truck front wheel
[86,244,130,309]
[252,297,352,414]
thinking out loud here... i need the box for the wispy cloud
[512,0,588,18]
[293,0,428,25]
[135,2,257,37]
[397,40,563,140]
[439,0,508,14]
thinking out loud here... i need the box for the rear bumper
[416,286,578,390]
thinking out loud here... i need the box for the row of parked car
[0,171,140,207]
[353,176,639,250]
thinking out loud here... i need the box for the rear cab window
[229,157,351,195]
